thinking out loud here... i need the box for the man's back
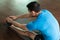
[37,9,59,40]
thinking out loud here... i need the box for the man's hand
[9,16,17,20]
[6,17,13,23]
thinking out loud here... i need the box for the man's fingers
[9,16,14,19]
[6,17,12,21]
[9,16,17,20]
[6,17,13,23]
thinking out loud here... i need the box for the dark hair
[27,1,41,12]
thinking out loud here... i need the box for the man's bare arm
[11,21,28,31]
[9,13,31,20]
[17,14,31,19]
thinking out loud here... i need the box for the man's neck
[36,11,41,17]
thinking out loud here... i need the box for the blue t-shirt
[26,9,59,40]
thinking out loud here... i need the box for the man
[6,1,59,40]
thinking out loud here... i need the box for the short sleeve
[26,21,38,31]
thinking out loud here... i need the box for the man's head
[27,1,41,17]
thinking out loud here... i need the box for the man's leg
[10,25,36,40]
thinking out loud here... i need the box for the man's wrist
[14,16,18,20]
[11,21,15,24]
[15,15,21,20]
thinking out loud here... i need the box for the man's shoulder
[40,9,52,16]
[38,9,52,19]
[41,9,51,13]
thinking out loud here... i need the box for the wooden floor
[0,0,60,40]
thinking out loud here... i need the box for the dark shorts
[34,34,44,40]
